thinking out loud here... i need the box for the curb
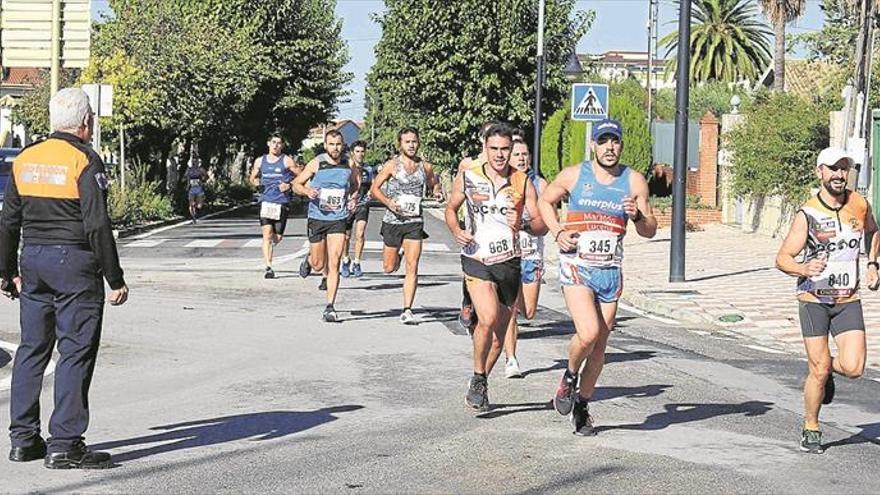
[620,288,719,329]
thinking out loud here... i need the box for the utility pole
[646,0,658,126]
[50,0,61,96]
[531,0,546,176]
[670,0,692,283]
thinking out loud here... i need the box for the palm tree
[758,0,807,91]
[662,0,773,83]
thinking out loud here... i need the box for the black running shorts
[461,255,522,307]
[307,218,348,243]
[798,300,865,338]
[346,205,370,230]
[259,204,290,235]
[380,221,428,248]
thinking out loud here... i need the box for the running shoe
[553,371,578,416]
[322,305,338,323]
[299,258,311,278]
[466,375,489,411]
[340,259,351,278]
[571,400,595,436]
[400,308,417,325]
[351,263,363,278]
[822,374,835,405]
[505,356,523,379]
[264,267,275,279]
[318,277,327,291]
[800,428,824,454]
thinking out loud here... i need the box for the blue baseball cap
[591,118,623,141]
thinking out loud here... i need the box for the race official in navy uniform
[0,87,129,469]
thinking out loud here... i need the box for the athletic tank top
[561,161,632,268]
[308,153,351,221]
[355,163,376,207]
[383,157,426,225]
[185,166,204,191]
[259,154,293,204]
[520,173,544,262]
[796,191,869,304]
[461,162,527,265]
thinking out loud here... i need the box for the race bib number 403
[319,188,346,211]
[260,201,282,221]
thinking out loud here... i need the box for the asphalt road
[1,205,879,494]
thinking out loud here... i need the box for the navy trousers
[9,244,105,452]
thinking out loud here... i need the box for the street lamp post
[670,0,692,283]
[531,0,546,176]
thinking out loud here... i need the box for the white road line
[0,340,56,392]
[362,241,450,252]
[127,205,246,240]
[871,378,880,384]
[243,239,264,248]
[743,344,787,355]
[185,239,224,248]
[125,239,167,248]
[618,302,680,325]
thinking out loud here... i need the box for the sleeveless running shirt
[355,163,376,207]
[797,191,869,304]
[561,161,632,269]
[308,153,351,221]
[520,173,544,262]
[383,157,426,225]
[259,154,293,205]
[461,162,528,265]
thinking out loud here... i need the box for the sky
[93,0,828,122]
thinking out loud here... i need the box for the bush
[650,194,708,211]
[211,180,255,204]
[654,81,754,120]
[609,81,652,174]
[540,108,565,180]
[726,92,828,206]
[108,166,174,226]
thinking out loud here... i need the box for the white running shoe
[400,309,417,325]
[505,356,523,379]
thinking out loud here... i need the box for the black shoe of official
[299,258,312,278]
[44,441,112,469]
[571,399,596,436]
[822,374,835,405]
[318,277,327,291]
[9,437,46,462]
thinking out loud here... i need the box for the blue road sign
[571,83,609,121]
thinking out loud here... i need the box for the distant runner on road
[249,134,297,279]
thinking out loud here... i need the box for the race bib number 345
[576,231,620,266]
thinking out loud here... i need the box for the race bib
[319,188,346,211]
[576,230,621,266]
[260,201,282,221]
[398,193,421,217]
[811,260,858,297]
[189,179,202,187]
[520,234,536,256]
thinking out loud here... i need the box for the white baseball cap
[816,147,854,168]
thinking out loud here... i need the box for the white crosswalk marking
[243,239,264,248]
[126,239,167,248]
[185,239,223,248]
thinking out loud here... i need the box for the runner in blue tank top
[293,130,359,322]
[184,158,208,224]
[249,134,298,279]
[538,119,658,435]
[340,140,376,279]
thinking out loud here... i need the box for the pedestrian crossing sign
[571,83,609,122]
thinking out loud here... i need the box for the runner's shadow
[91,406,364,464]
[687,267,775,283]
[341,281,448,291]
[341,309,404,322]
[0,348,11,368]
[605,351,658,364]
[822,422,880,450]
[521,359,568,377]
[592,384,672,402]
[517,322,576,340]
[593,401,773,433]
[476,401,553,419]
[418,306,463,323]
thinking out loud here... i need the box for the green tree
[653,80,754,120]
[365,0,592,169]
[662,0,772,83]
[727,92,828,205]
[10,70,79,138]
[758,0,807,91]
[540,108,565,180]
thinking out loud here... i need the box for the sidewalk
[613,223,880,369]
